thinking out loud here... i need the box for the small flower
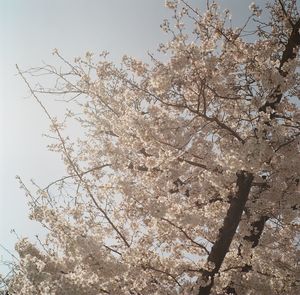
[52,48,58,55]
[165,0,177,9]
[160,19,170,33]
[249,2,262,16]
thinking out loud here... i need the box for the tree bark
[243,215,269,248]
[197,171,253,295]
[223,15,300,293]
[259,18,300,112]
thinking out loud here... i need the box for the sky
[0,0,269,275]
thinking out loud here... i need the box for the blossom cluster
[6,1,300,294]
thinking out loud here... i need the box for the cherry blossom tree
[3,0,300,294]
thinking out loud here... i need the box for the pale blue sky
[0,0,267,274]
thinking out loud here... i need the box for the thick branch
[259,17,300,112]
[224,15,300,295]
[223,210,270,293]
[244,215,269,248]
[224,16,300,295]
[198,171,253,295]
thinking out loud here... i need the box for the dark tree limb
[224,15,300,295]
[222,13,300,295]
[197,171,253,295]
[244,215,269,248]
[259,17,300,112]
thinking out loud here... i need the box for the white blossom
[6,1,300,295]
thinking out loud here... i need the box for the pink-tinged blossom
[6,1,300,294]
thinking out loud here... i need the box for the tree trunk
[197,171,253,295]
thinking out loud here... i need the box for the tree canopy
[3,0,300,294]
